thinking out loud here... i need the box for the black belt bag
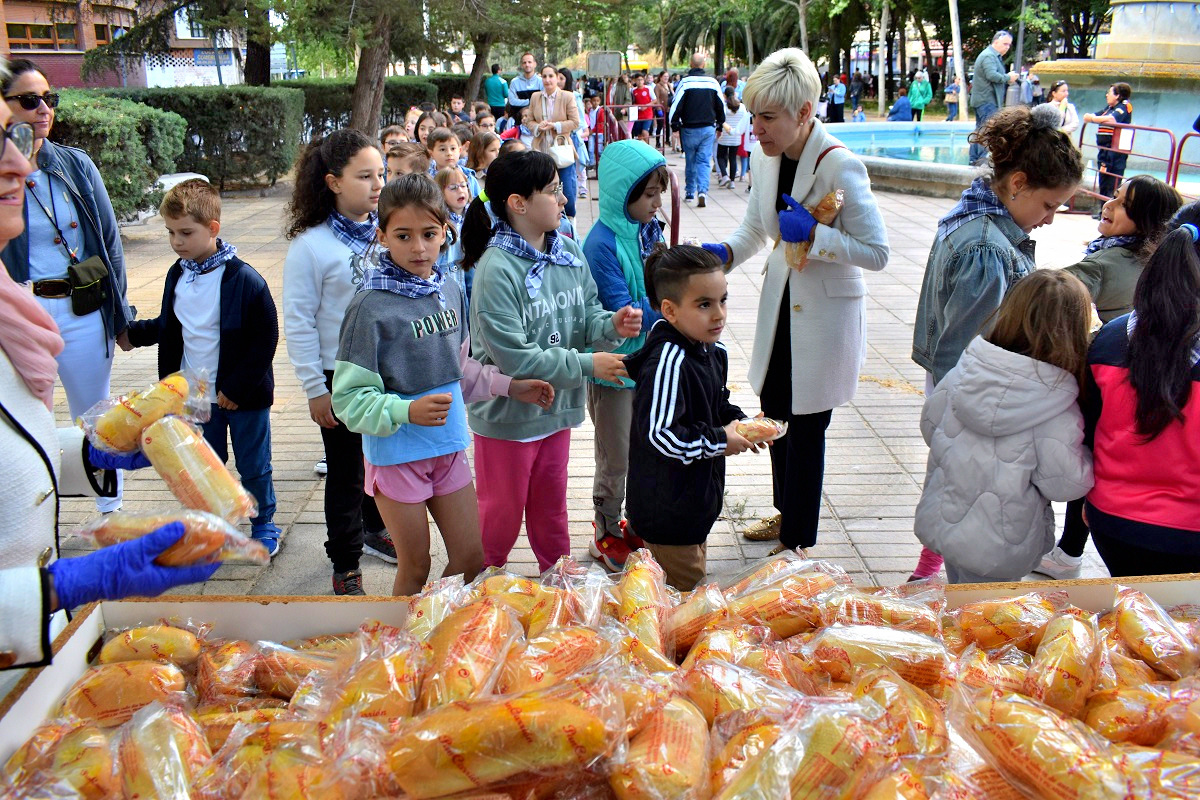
[66,254,109,316]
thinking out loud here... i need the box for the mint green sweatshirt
[467,236,622,440]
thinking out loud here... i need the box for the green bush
[424,73,469,106]
[102,86,304,190]
[276,77,438,137]
[52,90,187,219]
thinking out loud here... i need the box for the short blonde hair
[743,48,822,117]
[160,178,220,225]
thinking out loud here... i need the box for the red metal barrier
[1075,120,1178,205]
[1170,131,1200,201]
[590,104,681,247]
[600,103,670,156]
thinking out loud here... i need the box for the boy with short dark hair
[126,179,282,556]
[624,245,758,590]
[426,127,479,197]
[386,142,430,180]
[448,94,471,124]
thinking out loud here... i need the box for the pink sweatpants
[474,430,571,572]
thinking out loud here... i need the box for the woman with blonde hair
[699,48,890,554]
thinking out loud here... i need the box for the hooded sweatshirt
[915,336,1093,580]
[582,139,666,386]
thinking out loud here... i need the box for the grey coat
[971,46,1008,110]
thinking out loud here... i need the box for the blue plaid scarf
[181,239,237,283]
[639,219,664,259]
[328,210,378,257]
[938,177,1013,239]
[486,221,584,299]
[1127,310,1200,367]
[1085,234,1140,256]
[361,250,446,302]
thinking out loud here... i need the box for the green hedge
[276,77,438,137]
[102,86,304,190]
[52,90,187,219]
[424,73,469,106]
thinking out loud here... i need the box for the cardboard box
[2,574,1197,765]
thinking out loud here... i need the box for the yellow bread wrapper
[58,661,186,728]
[239,745,356,800]
[665,582,731,652]
[281,632,358,653]
[498,626,612,695]
[721,551,852,601]
[727,569,847,638]
[141,415,257,522]
[1116,586,1200,680]
[406,575,468,642]
[617,550,671,659]
[81,509,270,566]
[815,587,942,638]
[2,722,115,800]
[956,590,1066,652]
[1083,686,1173,745]
[806,625,950,690]
[609,696,709,800]
[322,631,426,730]
[709,710,786,797]
[679,657,801,726]
[951,644,1031,695]
[196,707,288,751]
[98,624,201,666]
[117,703,211,800]
[735,417,788,443]
[1114,743,1200,798]
[196,639,259,705]
[1024,613,1100,718]
[680,624,810,691]
[419,598,521,711]
[861,768,934,800]
[471,572,577,637]
[255,643,342,700]
[782,190,845,272]
[85,374,189,453]
[852,667,949,757]
[1095,644,1160,692]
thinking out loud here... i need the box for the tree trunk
[744,22,754,69]
[660,1,670,71]
[243,1,271,86]
[830,16,841,77]
[897,6,907,81]
[715,22,725,78]
[798,0,809,55]
[948,0,968,111]
[465,32,493,103]
[877,0,889,116]
[349,8,392,140]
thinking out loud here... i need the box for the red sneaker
[589,528,633,572]
[620,520,645,551]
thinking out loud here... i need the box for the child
[466,131,502,181]
[499,138,527,156]
[738,114,756,194]
[448,94,471,125]
[386,142,430,181]
[581,139,669,570]
[283,129,391,596]
[126,179,281,556]
[427,127,480,198]
[380,125,406,151]
[915,270,1094,584]
[434,166,470,305]
[586,96,605,164]
[460,150,642,572]
[475,112,497,133]
[332,176,553,596]
[716,87,747,188]
[852,106,866,123]
[624,245,759,591]
[414,111,445,148]
[631,73,654,142]
[500,107,535,149]
[452,125,473,165]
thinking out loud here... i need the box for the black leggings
[1087,501,1200,577]
[1057,497,1090,557]
[768,409,833,550]
[717,144,739,180]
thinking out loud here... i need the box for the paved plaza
[57,155,1109,595]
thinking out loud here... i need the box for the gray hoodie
[915,336,1093,580]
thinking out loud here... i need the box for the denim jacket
[1,140,131,349]
[912,213,1035,384]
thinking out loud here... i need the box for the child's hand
[723,422,760,456]
[510,379,555,409]
[216,391,239,411]
[115,331,133,352]
[410,393,454,427]
[592,352,629,385]
[309,394,338,429]
[613,306,643,338]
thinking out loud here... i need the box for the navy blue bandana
[485,220,584,299]
[361,250,447,302]
[938,177,1012,239]
[1085,234,1140,256]
[639,219,664,259]
[181,239,237,283]
[328,210,379,257]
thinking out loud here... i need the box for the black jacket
[625,320,743,546]
[126,256,278,410]
[668,69,725,131]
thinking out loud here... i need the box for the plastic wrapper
[950,644,1030,695]
[806,624,950,691]
[79,371,209,453]
[2,722,115,800]
[609,696,709,800]
[852,667,949,757]
[386,674,626,799]
[306,624,428,730]
[726,560,854,638]
[782,189,845,272]
[406,575,469,642]
[735,417,788,444]
[191,718,333,800]
[281,632,358,653]
[955,590,1066,652]
[608,619,678,675]
[1114,743,1200,798]
[617,549,671,660]
[681,624,813,691]
[57,661,187,728]
[195,707,289,751]
[141,415,258,522]
[77,509,269,566]
[116,702,212,800]
[932,723,1027,800]
[254,642,343,700]
[708,709,787,797]
[98,623,202,666]
[1115,585,1200,680]
[678,657,802,726]
[665,582,732,651]
[1083,685,1174,745]
[721,550,850,599]
[815,587,942,638]
[498,626,613,695]
[541,557,612,631]
[470,571,577,637]
[861,767,936,800]
[1023,612,1100,717]
[418,597,522,711]
[197,640,260,705]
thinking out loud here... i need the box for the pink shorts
[365,450,473,504]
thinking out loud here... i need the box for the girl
[466,131,501,180]
[1079,204,1200,576]
[434,166,470,305]
[282,129,390,596]
[461,150,642,572]
[332,175,553,596]
[414,111,445,148]
[915,271,1095,584]
[404,108,422,141]
[716,87,748,187]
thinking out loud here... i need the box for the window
[95,23,111,45]
[188,18,205,38]
[6,21,79,50]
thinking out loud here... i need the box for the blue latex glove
[778,195,818,244]
[701,242,729,262]
[47,523,220,609]
[87,442,151,471]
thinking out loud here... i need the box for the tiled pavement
[57,154,1109,595]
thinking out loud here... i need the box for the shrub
[424,73,469,106]
[52,90,187,219]
[277,77,438,137]
[102,86,304,190]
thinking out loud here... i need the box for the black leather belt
[32,279,71,298]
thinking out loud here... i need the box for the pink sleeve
[460,335,513,403]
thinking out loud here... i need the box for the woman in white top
[717,86,750,187]
[1048,81,1080,138]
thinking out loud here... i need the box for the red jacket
[633,86,654,120]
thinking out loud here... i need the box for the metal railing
[1074,120,1179,207]
[1169,131,1200,201]
[590,102,680,247]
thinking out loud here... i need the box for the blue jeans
[680,126,716,196]
[946,103,958,121]
[969,102,998,165]
[202,406,278,536]
[558,165,577,218]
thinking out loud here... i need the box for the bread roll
[58,662,186,727]
[141,416,257,521]
[91,374,189,452]
[610,697,709,800]
[418,598,519,711]
[99,625,201,666]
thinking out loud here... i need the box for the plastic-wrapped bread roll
[85,374,190,452]
[2,723,116,800]
[782,189,844,271]
[734,417,788,444]
[609,697,710,800]
[58,661,187,728]
[1024,613,1100,717]
[617,550,670,658]
[1115,586,1200,680]
[79,510,269,565]
[418,598,520,711]
[140,416,257,522]
[117,703,211,800]
[99,625,202,666]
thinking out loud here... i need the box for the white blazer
[726,119,889,414]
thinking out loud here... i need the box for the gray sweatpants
[586,382,633,538]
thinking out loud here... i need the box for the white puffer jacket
[915,337,1094,579]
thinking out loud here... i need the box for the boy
[126,179,282,556]
[426,127,480,197]
[475,112,497,132]
[386,142,430,181]
[448,94,472,124]
[624,245,757,590]
[586,96,606,164]
[631,73,654,143]
[582,139,669,571]
[379,125,406,151]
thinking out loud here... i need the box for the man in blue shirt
[484,64,508,120]
[507,52,541,119]
[827,74,846,122]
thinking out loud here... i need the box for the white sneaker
[314,457,328,476]
[1034,546,1082,580]
[697,193,707,208]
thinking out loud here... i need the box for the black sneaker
[363,528,398,564]
[332,569,365,596]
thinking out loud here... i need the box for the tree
[1055,0,1110,58]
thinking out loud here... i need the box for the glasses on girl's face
[445,183,467,192]
[539,183,563,196]
[1,122,35,161]
[5,92,60,111]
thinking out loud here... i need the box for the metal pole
[948,0,967,112]
[1015,0,1026,69]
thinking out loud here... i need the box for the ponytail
[460,196,494,272]
[286,129,375,239]
[460,150,558,272]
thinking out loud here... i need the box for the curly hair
[971,105,1082,189]
[285,129,376,240]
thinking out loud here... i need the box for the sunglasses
[1,122,35,161]
[5,93,60,111]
